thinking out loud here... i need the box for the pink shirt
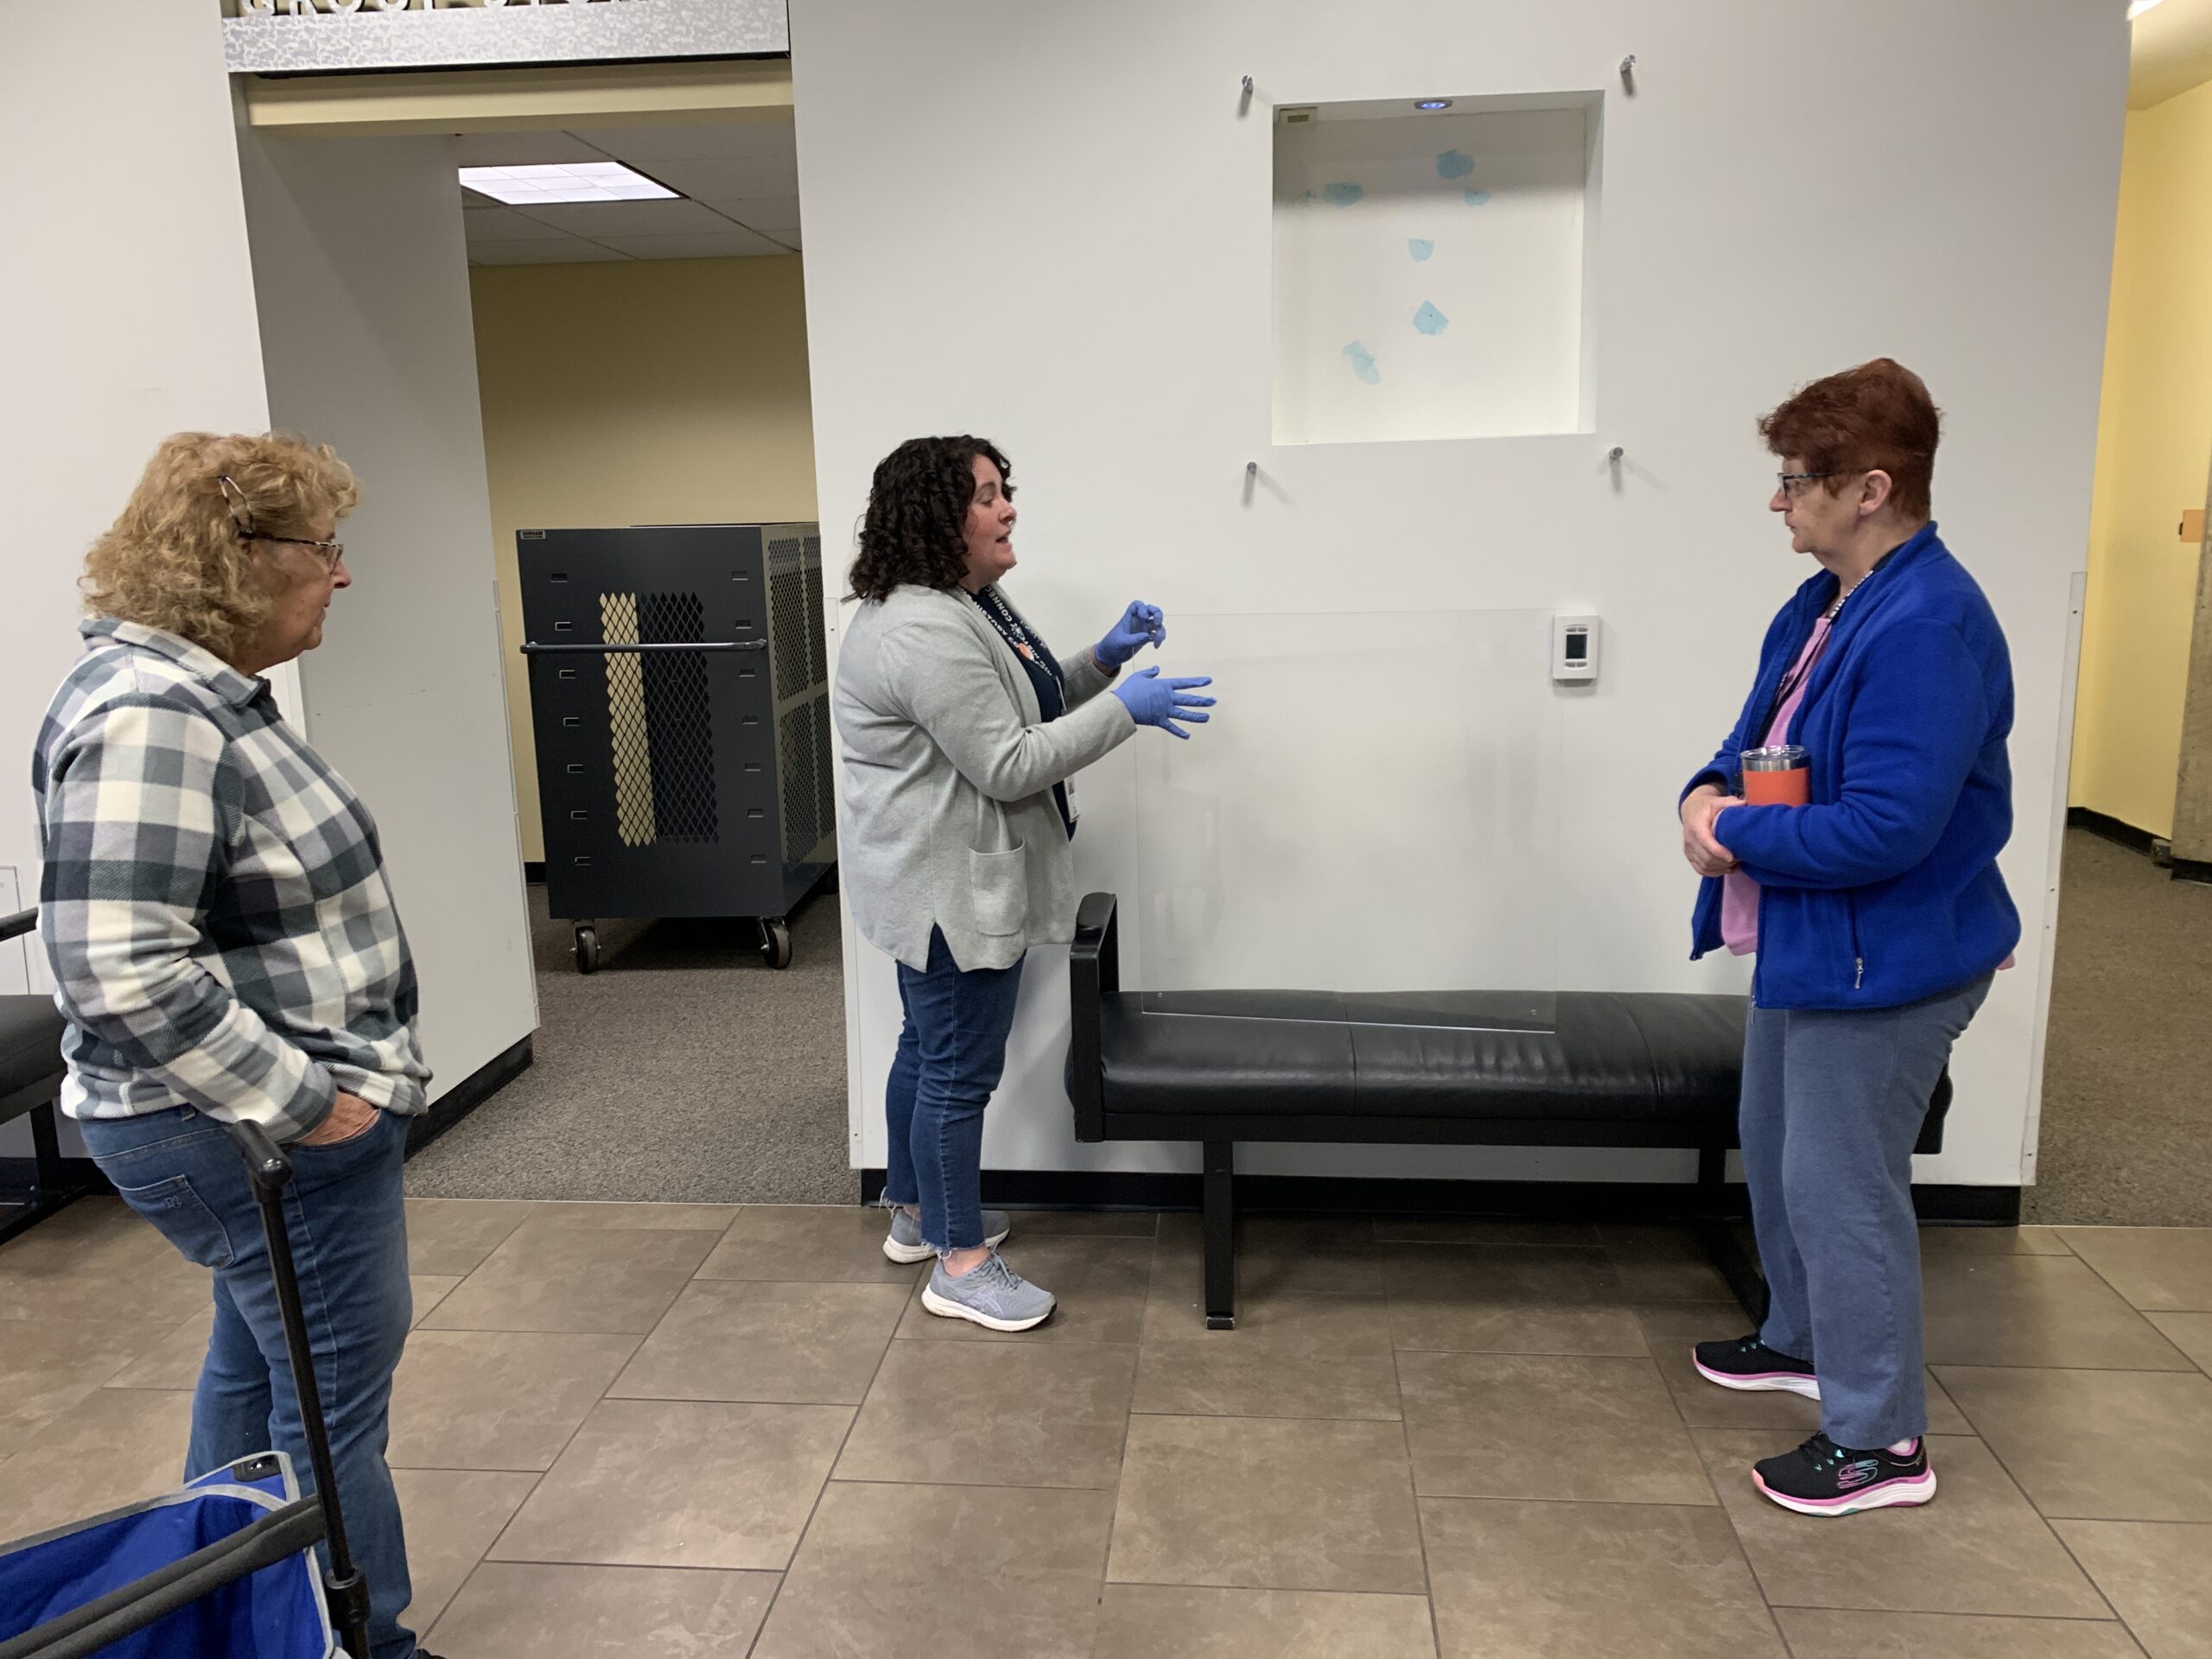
[1718,620,1828,955]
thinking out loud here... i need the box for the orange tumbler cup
[1741,745,1809,806]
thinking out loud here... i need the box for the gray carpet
[2025,827,2212,1225]
[403,883,854,1204]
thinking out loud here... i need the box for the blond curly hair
[83,432,360,663]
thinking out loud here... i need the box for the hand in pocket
[296,1091,380,1147]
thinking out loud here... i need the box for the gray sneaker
[920,1250,1056,1332]
[883,1206,1011,1264]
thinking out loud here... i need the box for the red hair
[1759,359,1941,521]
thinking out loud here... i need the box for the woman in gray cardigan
[836,435,1214,1331]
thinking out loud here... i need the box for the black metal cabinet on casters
[518,522,836,973]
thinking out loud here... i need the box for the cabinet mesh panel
[769,536,810,702]
[637,591,718,843]
[803,536,827,686]
[601,593,656,847]
[779,702,817,860]
[811,695,835,850]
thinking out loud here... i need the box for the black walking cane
[221,1120,376,1659]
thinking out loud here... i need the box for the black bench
[1066,892,1949,1328]
[1,908,88,1246]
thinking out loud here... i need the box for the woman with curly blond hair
[834,434,1213,1332]
[32,432,443,1659]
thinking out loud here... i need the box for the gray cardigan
[835,584,1135,972]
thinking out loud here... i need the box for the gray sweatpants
[1743,975,1993,1449]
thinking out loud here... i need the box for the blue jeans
[79,1106,418,1659]
[883,929,1026,1252]
[1740,975,1993,1449]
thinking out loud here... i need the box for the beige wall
[470,255,817,861]
[2073,77,2212,837]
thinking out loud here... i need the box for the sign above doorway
[224,0,789,76]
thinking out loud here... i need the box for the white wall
[236,129,538,1098]
[795,0,2126,1191]
[0,3,292,1157]
[2,10,531,1154]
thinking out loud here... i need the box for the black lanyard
[967,586,1075,837]
[970,586,1065,708]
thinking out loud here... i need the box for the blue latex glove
[1093,601,1166,669]
[1111,665,1216,739]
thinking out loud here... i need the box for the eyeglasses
[217,475,345,572]
[1777,470,1836,499]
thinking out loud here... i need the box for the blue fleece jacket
[1684,523,2020,1010]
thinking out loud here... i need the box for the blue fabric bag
[0,1450,335,1658]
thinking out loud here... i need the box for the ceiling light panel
[458,162,678,206]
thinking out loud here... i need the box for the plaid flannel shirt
[31,618,429,1140]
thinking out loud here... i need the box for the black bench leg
[1203,1140,1235,1330]
[1691,1143,1770,1327]
[0,1101,89,1248]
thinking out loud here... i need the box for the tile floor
[3,1200,2209,1657]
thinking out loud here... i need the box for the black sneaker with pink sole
[1692,1333,1821,1400]
[1752,1432,1936,1516]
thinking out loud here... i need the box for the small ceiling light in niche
[1414,99,1453,111]
[458,162,677,206]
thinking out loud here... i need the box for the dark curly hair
[848,435,1012,601]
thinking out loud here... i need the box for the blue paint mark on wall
[1413,302,1450,336]
[1436,149,1476,180]
[1323,182,1365,206]
[1408,238,1435,261]
[1463,188,1491,207]
[1343,341,1382,384]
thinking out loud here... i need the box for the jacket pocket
[968,844,1029,938]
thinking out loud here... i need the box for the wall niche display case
[1272,92,1604,447]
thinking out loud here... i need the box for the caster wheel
[573,925,601,975]
[759,918,792,970]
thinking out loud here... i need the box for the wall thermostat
[1552,614,1600,683]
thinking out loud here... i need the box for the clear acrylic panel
[1131,611,1560,1031]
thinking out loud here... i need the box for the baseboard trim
[858,1167,2021,1225]
[2066,806,2212,884]
[2067,805,2159,858]
[404,1035,533,1160]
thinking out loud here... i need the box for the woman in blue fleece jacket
[1677,359,2019,1519]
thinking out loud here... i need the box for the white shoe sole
[1753,1466,1936,1516]
[882,1217,1010,1264]
[1692,1353,1821,1400]
[919,1283,1053,1332]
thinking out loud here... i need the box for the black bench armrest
[1068,893,1119,1142]
[0,909,35,944]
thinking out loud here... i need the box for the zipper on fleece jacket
[1847,894,1865,991]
